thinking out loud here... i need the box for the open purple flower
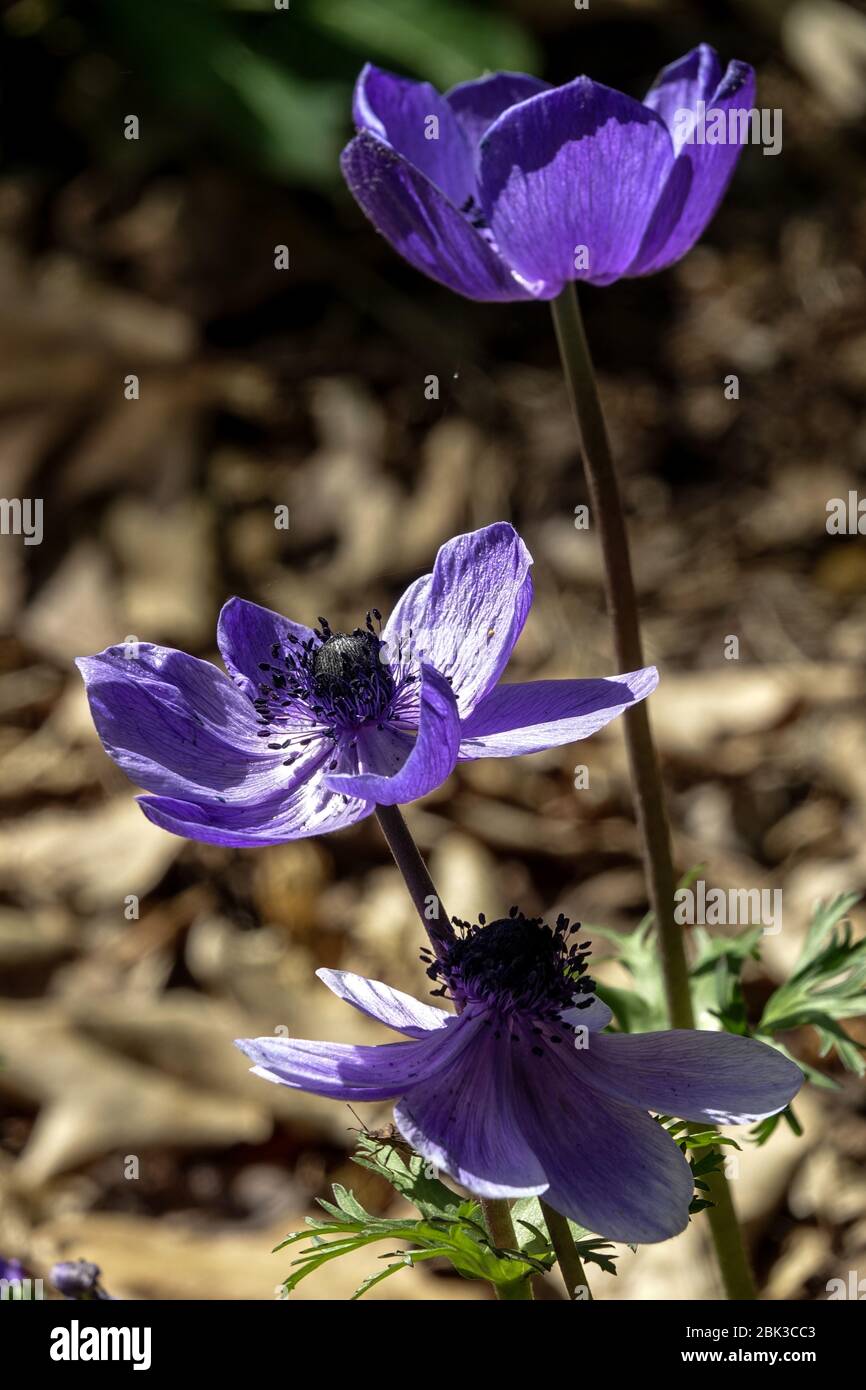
[51,1259,114,1300]
[0,1256,26,1283]
[341,45,755,300]
[236,911,802,1243]
[77,524,656,847]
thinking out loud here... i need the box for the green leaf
[330,1183,372,1222]
[759,894,865,1071]
[749,1105,804,1147]
[691,1151,727,1178]
[277,1182,545,1297]
[351,1132,469,1220]
[510,1197,618,1275]
[98,0,345,184]
[351,1261,410,1300]
[681,1131,741,1151]
[307,0,539,91]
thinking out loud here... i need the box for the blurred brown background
[1,0,865,1300]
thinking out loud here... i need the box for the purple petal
[323,664,460,805]
[478,77,675,287]
[395,1023,549,1198]
[576,1029,803,1126]
[445,71,551,151]
[236,1010,482,1101]
[631,56,756,275]
[76,645,286,803]
[316,968,450,1038]
[458,667,658,758]
[340,132,544,302]
[138,755,371,846]
[383,523,533,717]
[217,597,316,703]
[514,1041,693,1243]
[642,43,722,135]
[353,63,475,208]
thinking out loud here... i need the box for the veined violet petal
[479,77,675,287]
[76,646,287,803]
[445,71,551,151]
[383,522,534,717]
[340,132,550,302]
[631,58,756,274]
[458,667,658,758]
[323,663,460,804]
[395,1022,549,1198]
[572,1028,803,1126]
[514,1040,694,1243]
[316,968,450,1038]
[217,597,317,701]
[353,63,476,208]
[235,1009,482,1101]
[138,755,371,846]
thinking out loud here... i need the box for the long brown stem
[481,1197,533,1300]
[550,282,756,1301]
[540,1199,592,1301]
[374,803,454,959]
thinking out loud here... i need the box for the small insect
[486,626,495,642]
[346,1106,414,1157]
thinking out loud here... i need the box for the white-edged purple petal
[316,968,450,1038]
[458,667,658,758]
[514,1041,693,1243]
[478,77,675,287]
[340,132,547,302]
[217,597,317,702]
[383,523,533,718]
[445,71,551,151]
[138,754,371,846]
[395,1022,549,1198]
[575,1029,803,1126]
[631,54,756,275]
[235,1009,482,1101]
[353,63,475,208]
[323,663,460,805]
[76,645,289,803]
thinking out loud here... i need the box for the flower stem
[549,282,756,1301]
[481,1197,534,1301]
[374,804,526,1296]
[374,804,454,960]
[701,1155,758,1300]
[540,1199,592,1301]
[550,282,689,1027]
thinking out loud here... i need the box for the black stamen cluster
[251,609,401,749]
[423,905,596,1022]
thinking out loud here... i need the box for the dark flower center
[250,611,415,759]
[423,907,596,1024]
[312,630,390,698]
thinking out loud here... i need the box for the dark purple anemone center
[424,907,596,1026]
[252,611,417,758]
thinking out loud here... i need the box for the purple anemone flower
[236,911,802,1243]
[76,524,656,847]
[0,1256,26,1282]
[341,46,755,300]
[51,1259,114,1300]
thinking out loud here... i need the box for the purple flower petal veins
[341,46,756,300]
[77,523,657,847]
[236,913,803,1244]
